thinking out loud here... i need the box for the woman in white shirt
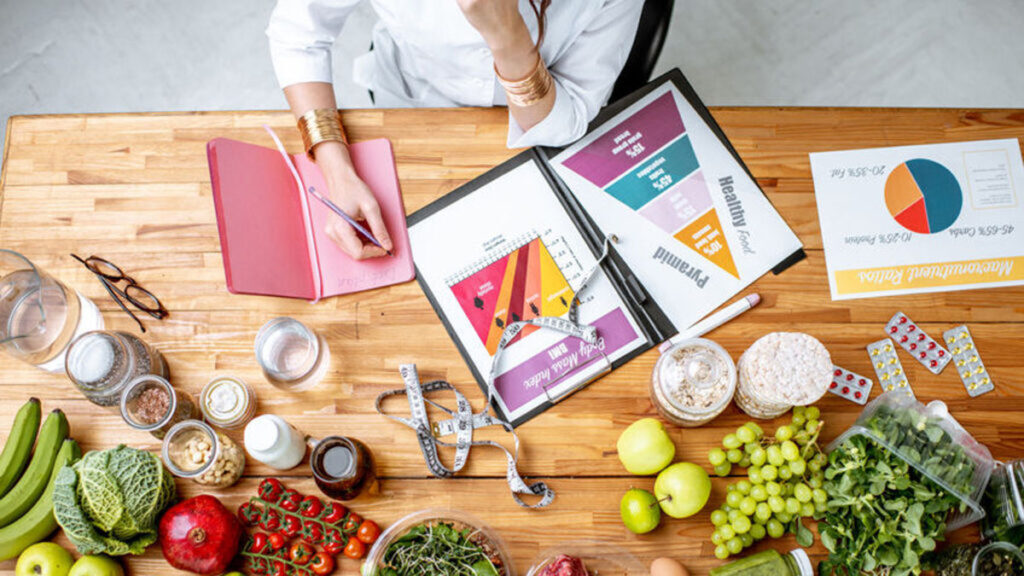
[268,0,643,259]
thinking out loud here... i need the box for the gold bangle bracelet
[297,108,348,161]
[496,55,553,108]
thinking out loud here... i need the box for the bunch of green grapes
[706,406,828,560]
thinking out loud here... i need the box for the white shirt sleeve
[266,0,363,88]
[507,0,643,148]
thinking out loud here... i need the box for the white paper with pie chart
[810,139,1024,300]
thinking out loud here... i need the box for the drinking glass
[0,250,103,371]
[254,317,329,391]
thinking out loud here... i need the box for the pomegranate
[159,495,242,575]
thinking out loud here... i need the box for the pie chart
[884,159,962,234]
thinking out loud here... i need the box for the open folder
[207,137,414,301]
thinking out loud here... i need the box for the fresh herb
[861,403,976,497]
[376,522,503,576]
[817,432,965,576]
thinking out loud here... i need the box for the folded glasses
[71,254,168,332]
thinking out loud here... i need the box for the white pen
[658,293,761,353]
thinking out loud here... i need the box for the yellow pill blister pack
[867,338,914,397]
[943,325,994,397]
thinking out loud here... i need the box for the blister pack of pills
[943,325,994,397]
[886,312,950,374]
[828,365,873,404]
[867,338,914,397]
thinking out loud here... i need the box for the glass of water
[254,317,329,391]
[0,250,104,371]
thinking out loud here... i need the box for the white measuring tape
[376,237,617,508]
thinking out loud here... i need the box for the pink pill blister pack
[885,312,950,375]
[828,365,874,405]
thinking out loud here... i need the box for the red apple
[158,495,242,575]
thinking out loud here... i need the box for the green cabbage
[53,445,175,556]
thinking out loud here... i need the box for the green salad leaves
[378,522,503,576]
[817,435,967,576]
[53,445,175,556]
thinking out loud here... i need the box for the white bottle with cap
[243,414,307,470]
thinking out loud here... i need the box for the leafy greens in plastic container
[829,392,994,530]
[818,393,995,576]
[53,445,176,556]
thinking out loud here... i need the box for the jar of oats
[161,419,244,488]
[651,338,737,427]
[735,332,832,420]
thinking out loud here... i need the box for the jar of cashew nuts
[161,419,245,488]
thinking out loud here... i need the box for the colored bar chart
[449,237,574,355]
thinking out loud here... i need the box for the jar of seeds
[120,375,196,439]
[66,330,169,407]
[162,419,244,488]
[651,338,736,427]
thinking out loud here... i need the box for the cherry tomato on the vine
[310,551,336,575]
[268,531,287,551]
[344,536,367,560]
[289,541,316,565]
[356,520,381,544]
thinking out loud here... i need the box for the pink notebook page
[207,138,317,299]
[293,139,415,297]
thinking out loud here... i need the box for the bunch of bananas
[0,398,81,561]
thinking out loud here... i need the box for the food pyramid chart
[561,91,739,278]
[449,237,574,355]
[884,158,963,234]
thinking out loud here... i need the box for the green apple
[16,543,74,576]
[620,488,661,534]
[616,418,675,475]
[68,556,123,576]
[654,462,711,519]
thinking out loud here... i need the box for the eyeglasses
[70,254,168,332]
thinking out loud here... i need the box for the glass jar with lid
[200,376,257,429]
[710,549,813,576]
[651,338,736,427]
[120,375,197,439]
[162,419,244,488]
[66,330,168,407]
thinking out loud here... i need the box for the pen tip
[386,250,394,256]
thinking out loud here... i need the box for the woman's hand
[317,141,393,260]
[455,0,529,52]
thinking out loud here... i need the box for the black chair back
[610,0,675,102]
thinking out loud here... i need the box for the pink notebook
[207,137,415,301]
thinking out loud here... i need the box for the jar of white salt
[65,330,168,407]
[651,338,737,427]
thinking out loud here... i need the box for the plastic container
[972,541,1024,576]
[120,375,197,439]
[527,541,645,575]
[651,338,736,427]
[362,509,513,576]
[827,391,995,531]
[162,419,245,488]
[982,460,1024,542]
[200,376,256,429]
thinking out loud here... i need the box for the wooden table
[2,106,1023,575]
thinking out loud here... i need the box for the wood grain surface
[2,106,1023,575]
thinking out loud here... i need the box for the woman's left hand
[455,0,527,48]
